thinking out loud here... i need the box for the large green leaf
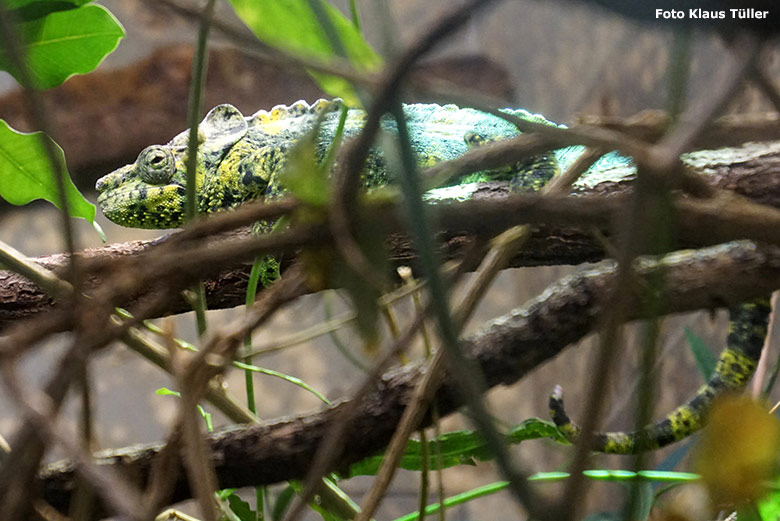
[3,0,90,9]
[3,0,91,23]
[227,0,380,105]
[0,119,95,222]
[0,3,124,89]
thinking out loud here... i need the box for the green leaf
[759,488,780,521]
[271,485,296,521]
[227,0,380,105]
[196,404,213,432]
[233,361,331,405]
[636,470,699,482]
[346,419,562,478]
[5,1,90,23]
[684,327,716,379]
[280,123,331,207]
[225,493,256,521]
[392,481,510,521]
[0,119,95,222]
[4,0,90,10]
[155,387,180,397]
[288,481,350,521]
[508,417,568,443]
[0,4,124,89]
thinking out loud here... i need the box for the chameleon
[95,98,632,229]
[95,98,772,454]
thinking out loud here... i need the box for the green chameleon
[95,99,771,454]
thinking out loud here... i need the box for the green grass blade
[233,361,331,405]
[684,327,716,379]
[392,481,510,521]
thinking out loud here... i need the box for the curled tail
[550,297,772,454]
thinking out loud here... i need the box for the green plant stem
[244,257,264,521]
[417,429,430,521]
[184,0,216,336]
[393,481,510,521]
[348,0,360,30]
[244,258,264,415]
[0,238,72,298]
[388,98,545,519]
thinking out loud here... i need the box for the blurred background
[1,0,779,518]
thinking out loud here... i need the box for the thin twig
[0,361,147,521]
[558,35,760,521]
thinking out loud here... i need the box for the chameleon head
[95,104,250,229]
[96,145,188,228]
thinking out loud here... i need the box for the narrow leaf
[685,327,717,379]
[346,419,561,477]
[226,493,256,521]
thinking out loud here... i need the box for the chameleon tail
[549,297,772,454]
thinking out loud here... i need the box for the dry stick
[0,239,72,299]
[286,1,504,518]
[558,35,762,521]
[281,261,470,521]
[0,234,258,520]
[751,292,779,398]
[354,148,603,521]
[143,427,186,520]
[10,172,780,356]
[122,272,440,518]
[36,240,780,513]
[329,0,501,287]
[648,33,761,174]
[163,265,308,520]
[168,325,220,521]
[748,57,780,398]
[281,314,432,521]
[0,11,91,517]
[0,342,89,520]
[0,362,146,521]
[750,58,780,114]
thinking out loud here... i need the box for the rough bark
[37,240,780,515]
[2,140,780,329]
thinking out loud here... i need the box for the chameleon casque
[95,98,771,454]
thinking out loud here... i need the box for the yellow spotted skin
[95,99,632,229]
[550,297,772,454]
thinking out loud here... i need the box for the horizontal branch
[0,131,778,337]
[38,240,780,514]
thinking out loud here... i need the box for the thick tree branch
[2,136,780,328]
[37,240,780,515]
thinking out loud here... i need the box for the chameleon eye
[138,146,174,185]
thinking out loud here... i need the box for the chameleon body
[95,99,771,454]
[95,99,632,229]
[550,297,771,453]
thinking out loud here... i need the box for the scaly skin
[95,99,771,454]
[549,297,771,454]
[95,99,630,229]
